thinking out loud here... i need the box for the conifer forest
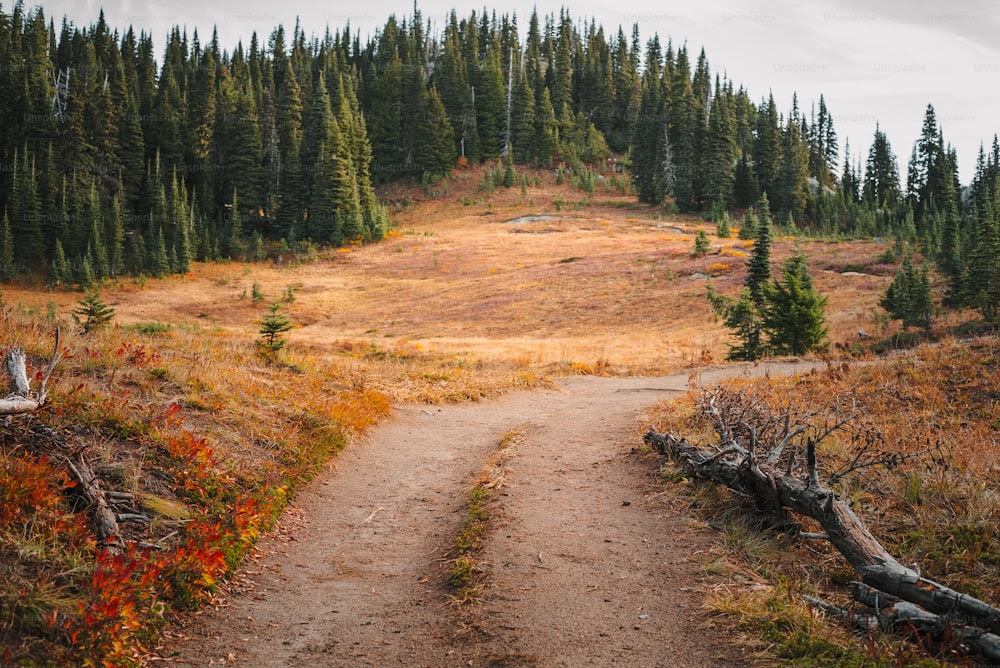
[0,3,997,321]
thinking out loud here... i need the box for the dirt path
[166,361,820,666]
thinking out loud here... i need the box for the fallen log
[803,583,1000,660]
[62,454,121,550]
[1,328,60,416]
[645,428,1000,657]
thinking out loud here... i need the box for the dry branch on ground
[646,386,1000,662]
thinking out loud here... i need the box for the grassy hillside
[0,162,985,664]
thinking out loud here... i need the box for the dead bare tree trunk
[644,385,1000,661]
[1,328,60,416]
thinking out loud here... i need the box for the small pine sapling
[693,229,711,257]
[72,290,115,334]
[716,214,731,239]
[258,303,294,358]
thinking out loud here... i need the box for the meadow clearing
[2,164,990,665]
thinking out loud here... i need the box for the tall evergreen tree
[777,101,810,222]
[630,67,668,204]
[534,88,558,166]
[753,94,782,201]
[746,192,773,305]
[0,210,14,281]
[863,125,900,206]
[702,85,737,206]
[413,86,457,179]
[964,192,1000,321]
[510,69,536,163]
[476,45,505,160]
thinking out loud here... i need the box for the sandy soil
[164,361,820,667]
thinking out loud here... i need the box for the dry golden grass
[0,162,964,663]
[649,337,1000,665]
[5,164,909,381]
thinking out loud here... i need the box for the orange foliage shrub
[707,262,733,276]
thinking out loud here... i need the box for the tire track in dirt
[166,361,820,666]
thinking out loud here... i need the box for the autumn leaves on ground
[1,165,995,665]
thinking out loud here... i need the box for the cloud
[829,0,1000,55]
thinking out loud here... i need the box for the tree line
[0,2,389,284]
[0,2,998,324]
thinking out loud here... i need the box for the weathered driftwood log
[645,430,1000,641]
[1,329,60,416]
[804,583,1000,660]
[63,454,121,551]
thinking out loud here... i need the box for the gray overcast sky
[32,0,1000,182]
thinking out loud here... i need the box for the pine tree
[630,72,668,204]
[332,78,364,243]
[778,104,810,222]
[964,193,1000,321]
[436,18,475,161]
[668,47,699,210]
[0,210,14,281]
[761,250,828,355]
[151,227,169,277]
[716,213,731,239]
[216,73,263,223]
[258,302,294,357]
[108,193,126,277]
[227,189,243,258]
[534,88,558,166]
[12,150,43,267]
[275,62,304,235]
[117,66,146,207]
[912,104,945,219]
[48,239,70,286]
[342,77,385,242]
[702,87,737,206]
[738,210,757,240]
[707,284,765,361]
[476,45,506,160]
[863,125,900,206]
[550,11,573,117]
[510,69,536,163]
[72,289,115,333]
[753,94,783,202]
[413,86,457,179]
[503,147,516,187]
[746,193,773,305]
[175,202,192,273]
[808,95,838,188]
[937,176,961,281]
[881,251,932,330]
[77,254,95,288]
[86,183,110,279]
[693,229,710,257]
[366,50,404,182]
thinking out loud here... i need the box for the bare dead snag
[1,328,60,416]
[645,386,1000,659]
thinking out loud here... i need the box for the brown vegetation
[0,164,986,663]
[648,338,1000,663]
